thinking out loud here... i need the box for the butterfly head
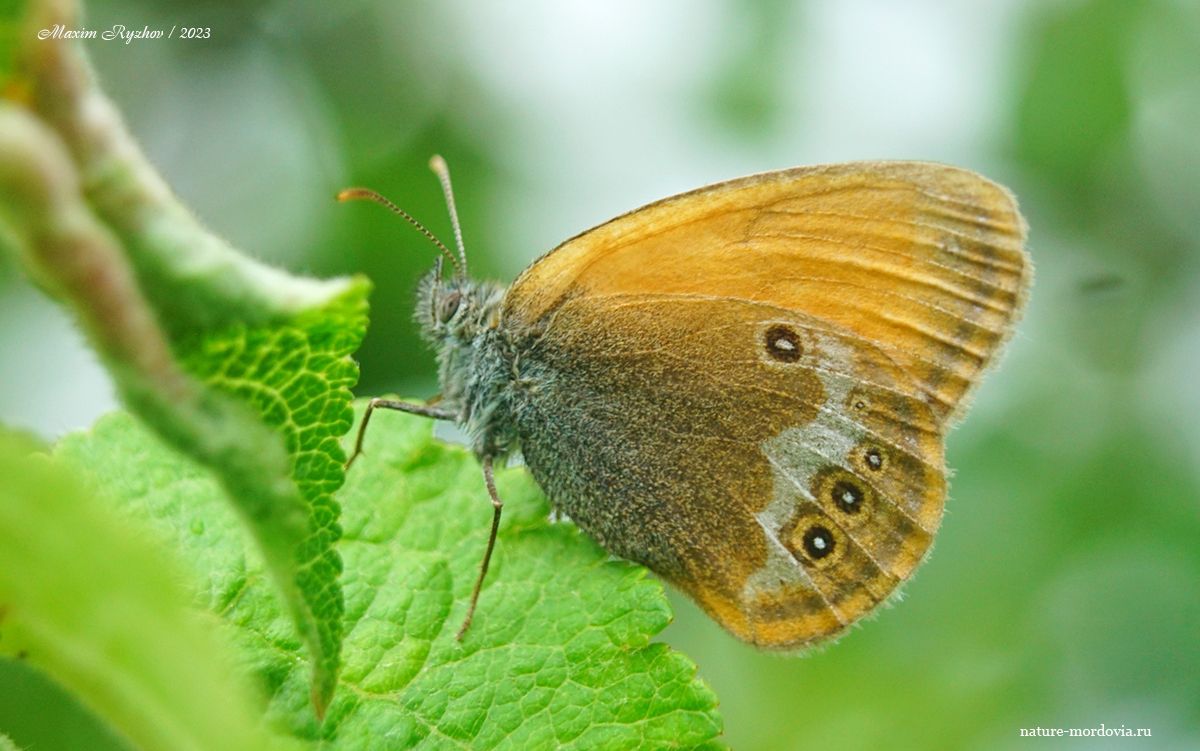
[415,259,513,455]
[339,157,515,450]
[416,260,505,344]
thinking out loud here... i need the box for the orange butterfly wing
[507,162,1029,424]
[501,162,1030,647]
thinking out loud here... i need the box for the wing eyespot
[802,525,836,559]
[763,325,803,363]
[831,479,865,514]
[846,388,871,413]
[865,447,884,470]
[856,445,888,474]
[813,468,876,526]
[783,513,847,569]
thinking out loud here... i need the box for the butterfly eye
[438,291,462,323]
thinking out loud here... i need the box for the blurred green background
[2,0,1198,749]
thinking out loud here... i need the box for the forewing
[506,162,1030,425]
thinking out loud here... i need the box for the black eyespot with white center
[831,479,864,514]
[802,525,835,560]
[764,325,802,362]
[864,446,885,471]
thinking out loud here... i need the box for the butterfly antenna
[337,187,463,276]
[428,155,469,278]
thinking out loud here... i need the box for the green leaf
[0,429,301,751]
[0,0,365,712]
[55,406,725,750]
[172,282,368,716]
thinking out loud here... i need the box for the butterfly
[342,158,1031,648]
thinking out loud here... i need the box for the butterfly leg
[345,397,457,469]
[457,454,503,641]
